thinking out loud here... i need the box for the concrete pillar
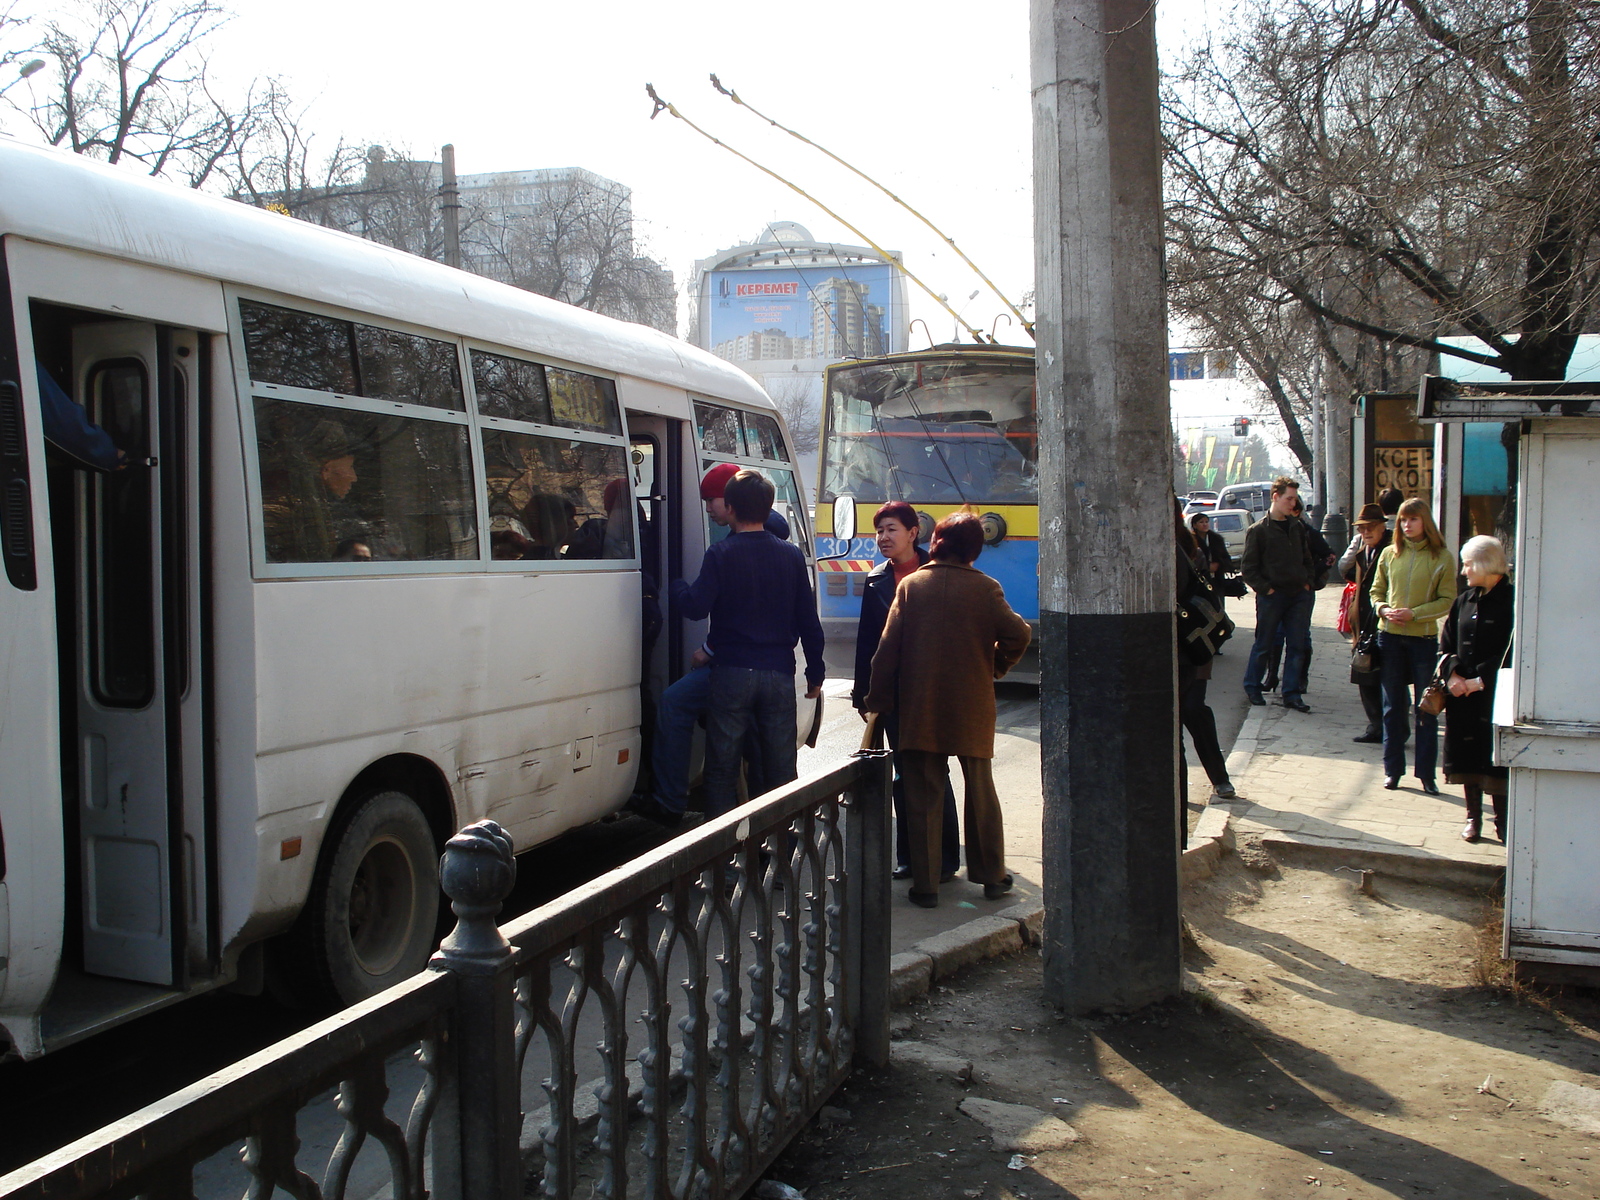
[1032,0,1182,1011]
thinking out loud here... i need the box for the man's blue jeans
[1244,587,1314,701]
[650,666,711,815]
[1379,631,1439,781]
[703,667,798,820]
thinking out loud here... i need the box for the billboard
[705,264,905,367]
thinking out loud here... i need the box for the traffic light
[1232,416,1251,437]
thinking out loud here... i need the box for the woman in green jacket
[1368,498,1458,793]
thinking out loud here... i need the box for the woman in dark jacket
[853,502,960,881]
[1188,511,1235,617]
[1339,503,1389,743]
[1177,509,1235,800]
[1188,511,1234,577]
[1440,535,1514,842]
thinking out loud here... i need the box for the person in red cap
[672,468,824,821]
[700,461,740,521]
[625,463,798,826]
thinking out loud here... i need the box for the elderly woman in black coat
[1440,535,1514,842]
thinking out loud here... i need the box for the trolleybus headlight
[980,512,1007,546]
[916,510,936,545]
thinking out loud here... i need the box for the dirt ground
[761,844,1600,1199]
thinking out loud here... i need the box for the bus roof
[0,138,772,409]
[827,343,1035,372]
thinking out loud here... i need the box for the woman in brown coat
[863,511,1033,907]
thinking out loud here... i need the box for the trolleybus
[812,343,1037,677]
[0,140,814,1060]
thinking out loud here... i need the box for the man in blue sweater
[672,469,825,819]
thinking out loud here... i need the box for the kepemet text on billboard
[706,264,905,368]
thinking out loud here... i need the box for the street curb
[1259,834,1506,892]
[889,901,1044,1006]
[1181,709,1263,885]
[1224,709,1268,782]
[1182,803,1236,885]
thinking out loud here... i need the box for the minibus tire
[311,790,440,1005]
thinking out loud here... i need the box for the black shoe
[624,794,683,828]
[1263,676,1279,693]
[1213,781,1236,799]
[1352,732,1382,744]
[909,890,939,909]
[892,865,912,880]
[940,871,957,884]
[983,875,1015,901]
[1283,698,1311,713]
[1383,777,1399,790]
[1245,691,1266,706]
[1420,778,1441,795]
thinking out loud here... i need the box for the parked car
[1217,480,1274,515]
[1205,507,1255,558]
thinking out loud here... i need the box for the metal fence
[0,750,892,1200]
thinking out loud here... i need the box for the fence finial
[431,820,517,975]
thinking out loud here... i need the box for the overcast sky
[208,0,1225,346]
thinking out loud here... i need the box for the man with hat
[1338,503,1390,742]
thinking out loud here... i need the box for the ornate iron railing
[0,751,892,1200]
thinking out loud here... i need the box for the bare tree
[465,173,677,333]
[1165,0,1600,531]
[764,374,821,456]
[0,0,285,188]
[225,90,367,213]
[1167,0,1600,381]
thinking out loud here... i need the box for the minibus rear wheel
[309,790,440,1005]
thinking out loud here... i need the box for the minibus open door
[68,321,192,989]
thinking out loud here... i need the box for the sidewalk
[878,596,1509,1008]
[1211,600,1506,888]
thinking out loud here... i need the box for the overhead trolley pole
[1032,0,1181,1011]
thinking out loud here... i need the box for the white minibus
[0,140,815,1060]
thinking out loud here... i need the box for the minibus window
[253,397,477,563]
[481,429,633,562]
[241,300,464,412]
[472,351,552,425]
[694,402,743,456]
[743,411,788,462]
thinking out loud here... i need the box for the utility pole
[440,143,462,270]
[1032,0,1181,1011]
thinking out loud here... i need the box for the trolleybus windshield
[819,356,1037,505]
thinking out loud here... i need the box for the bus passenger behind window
[521,493,577,559]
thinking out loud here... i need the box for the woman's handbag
[1351,630,1380,676]
[1336,579,1359,635]
[1219,572,1248,599]
[1419,677,1448,716]
[1178,573,1235,665]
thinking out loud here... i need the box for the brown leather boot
[1461,785,1483,843]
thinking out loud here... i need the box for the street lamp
[1,59,45,98]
